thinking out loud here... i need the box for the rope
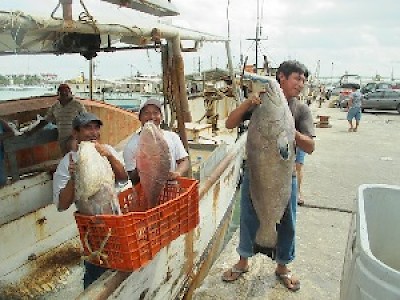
[82,226,112,265]
[50,1,62,20]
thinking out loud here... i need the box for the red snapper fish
[136,121,171,209]
[245,73,296,259]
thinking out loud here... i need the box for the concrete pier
[193,101,400,299]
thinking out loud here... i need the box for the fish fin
[277,132,291,160]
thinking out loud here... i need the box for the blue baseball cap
[72,112,103,129]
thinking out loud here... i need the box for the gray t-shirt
[288,98,316,138]
[243,97,315,138]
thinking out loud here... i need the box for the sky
[1,0,400,82]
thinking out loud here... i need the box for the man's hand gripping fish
[246,75,295,259]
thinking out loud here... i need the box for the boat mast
[246,0,267,74]
[60,0,72,20]
[255,0,260,73]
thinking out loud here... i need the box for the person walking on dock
[221,60,315,292]
[346,86,363,132]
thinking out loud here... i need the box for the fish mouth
[253,243,276,260]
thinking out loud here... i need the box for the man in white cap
[123,99,189,185]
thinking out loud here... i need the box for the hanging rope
[82,227,112,266]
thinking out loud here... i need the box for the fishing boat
[0,1,246,299]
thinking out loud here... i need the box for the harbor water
[0,88,160,112]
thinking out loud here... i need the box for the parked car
[360,82,394,94]
[361,89,400,113]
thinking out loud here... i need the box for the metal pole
[89,59,93,100]
[255,0,259,73]
[225,41,238,104]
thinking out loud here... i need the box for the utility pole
[246,0,267,74]
[129,64,133,79]
[198,57,201,74]
[315,59,320,81]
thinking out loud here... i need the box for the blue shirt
[350,90,363,108]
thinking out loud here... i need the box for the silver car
[361,89,400,113]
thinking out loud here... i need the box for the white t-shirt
[52,144,122,210]
[123,130,189,172]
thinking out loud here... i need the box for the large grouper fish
[136,121,171,210]
[245,73,296,259]
[75,141,121,215]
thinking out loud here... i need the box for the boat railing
[3,128,60,182]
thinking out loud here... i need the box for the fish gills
[136,122,171,209]
[246,78,295,250]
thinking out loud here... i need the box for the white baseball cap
[138,99,162,116]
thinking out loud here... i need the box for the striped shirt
[45,98,86,142]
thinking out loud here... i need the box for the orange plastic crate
[74,177,199,272]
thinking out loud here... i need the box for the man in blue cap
[53,111,128,288]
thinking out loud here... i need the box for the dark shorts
[83,261,108,289]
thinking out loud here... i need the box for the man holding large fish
[123,99,189,207]
[52,112,128,288]
[222,61,315,292]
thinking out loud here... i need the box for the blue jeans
[0,158,6,186]
[237,168,297,265]
[83,261,108,289]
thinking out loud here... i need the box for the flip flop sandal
[222,266,249,282]
[275,271,301,292]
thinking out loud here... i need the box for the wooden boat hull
[0,96,246,299]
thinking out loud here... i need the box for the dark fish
[245,74,296,258]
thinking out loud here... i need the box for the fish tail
[255,226,278,249]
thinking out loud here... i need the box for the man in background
[27,83,86,154]
[346,86,363,132]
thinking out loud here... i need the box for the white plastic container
[340,184,400,300]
